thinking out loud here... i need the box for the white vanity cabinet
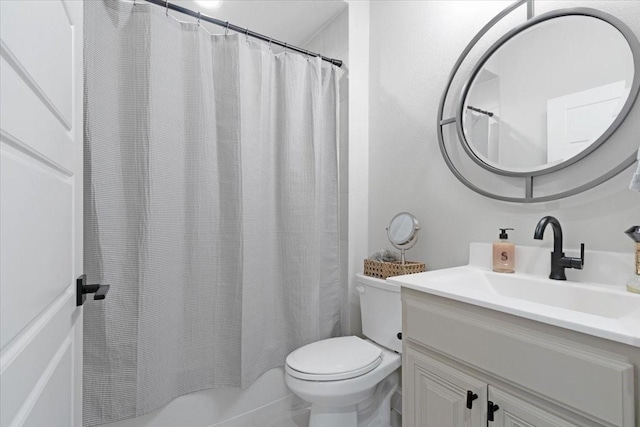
[404,346,584,427]
[401,288,639,427]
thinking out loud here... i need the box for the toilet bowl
[284,274,402,427]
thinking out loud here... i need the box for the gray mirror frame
[437,0,640,202]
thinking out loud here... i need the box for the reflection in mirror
[462,15,634,173]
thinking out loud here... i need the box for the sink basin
[387,244,640,347]
[480,270,638,319]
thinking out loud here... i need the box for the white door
[1,1,84,426]
[546,80,628,164]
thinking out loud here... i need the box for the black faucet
[533,216,585,280]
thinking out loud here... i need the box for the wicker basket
[363,259,426,279]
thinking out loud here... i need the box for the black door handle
[466,390,478,409]
[488,401,500,422]
[77,274,110,306]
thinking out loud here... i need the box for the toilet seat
[285,336,383,381]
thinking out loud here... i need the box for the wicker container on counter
[363,259,426,279]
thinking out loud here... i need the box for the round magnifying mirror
[387,212,420,264]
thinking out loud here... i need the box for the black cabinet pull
[77,274,110,306]
[466,390,478,409]
[488,401,500,422]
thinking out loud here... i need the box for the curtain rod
[467,105,494,117]
[142,0,343,68]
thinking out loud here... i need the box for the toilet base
[309,404,357,427]
[305,371,399,427]
[356,372,398,427]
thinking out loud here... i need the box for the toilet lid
[285,336,383,381]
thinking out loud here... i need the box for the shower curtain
[83,1,342,425]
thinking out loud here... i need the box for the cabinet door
[488,386,583,427]
[404,346,486,427]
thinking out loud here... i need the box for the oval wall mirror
[461,15,634,174]
[438,3,640,202]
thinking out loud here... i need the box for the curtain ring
[197,11,201,26]
[284,42,288,55]
[133,0,136,6]
[306,50,310,61]
[224,21,229,37]
[165,0,169,16]
[245,28,249,43]
[268,37,273,51]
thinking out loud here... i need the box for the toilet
[284,274,402,427]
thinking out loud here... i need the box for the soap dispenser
[493,228,515,273]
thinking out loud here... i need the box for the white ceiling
[171,0,347,47]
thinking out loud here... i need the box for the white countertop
[387,243,640,348]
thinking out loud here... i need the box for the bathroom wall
[367,1,640,272]
[101,7,349,427]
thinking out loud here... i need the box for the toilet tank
[356,274,402,353]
